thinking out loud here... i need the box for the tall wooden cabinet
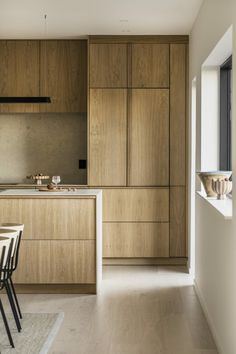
[89,43,128,186]
[88,36,188,263]
[128,89,169,186]
[89,89,127,186]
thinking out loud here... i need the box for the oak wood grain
[89,43,127,87]
[131,44,169,87]
[103,188,169,222]
[40,40,87,113]
[0,198,95,239]
[103,222,169,257]
[14,240,96,284]
[128,89,169,186]
[170,44,186,185]
[89,35,189,44]
[0,40,40,113]
[89,89,127,186]
[170,186,186,257]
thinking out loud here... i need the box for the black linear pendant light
[0,15,51,105]
[0,97,51,104]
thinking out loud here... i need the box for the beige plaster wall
[189,1,236,353]
[0,113,87,184]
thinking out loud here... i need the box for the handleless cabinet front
[89,89,127,186]
[0,40,40,113]
[128,89,169,186]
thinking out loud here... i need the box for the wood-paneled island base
[0,189,102,294]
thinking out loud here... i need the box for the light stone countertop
[0,188,102,197]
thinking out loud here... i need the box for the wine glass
[52,176,61,188]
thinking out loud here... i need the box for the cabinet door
[40,40,87,113]
[14,240,96,284]
[0,198,96,240]
[128,89,169,186]
[131,44,169,88]
[0,40,40,113]
[103,188,169,222]
[170,44,186,185]
[103,222,169,258]
[89,89,127,186]
[90,44,127,87]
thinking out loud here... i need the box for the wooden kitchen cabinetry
[89,89,127,186]
[88,36,188,263]
[103,223,169,258]
[103,188,169,222]
[0,40,40,113]
[131,43,169,88]
[103,188,169,258]
[89,43,127,87]
[0,193,101,293]
[0,198,95,240]
[40,40,87,113]
[128,89,169,186]
[0,39,87,113]
[170,186,186,257]
[170,44,186,186]
[14,240,96,284]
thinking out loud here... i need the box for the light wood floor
[4,266,218,354]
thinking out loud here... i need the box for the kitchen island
[0,189,102,294]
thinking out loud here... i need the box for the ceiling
[0,0,203,39]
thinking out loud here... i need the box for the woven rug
[0,312,64,354]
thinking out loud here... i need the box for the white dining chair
[0,229,22,333]
[0,236,15,348]
[0,224,24,321]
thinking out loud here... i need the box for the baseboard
[103,257,188,266]
[194,280,224,354]
[188,266,195,279]
[14,283,96,294]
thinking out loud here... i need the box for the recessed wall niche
[0,113,87,184]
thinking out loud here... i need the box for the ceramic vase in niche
[197,171,232,197]
[211,178,232,200]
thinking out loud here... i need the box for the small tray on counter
[38,187,79,192]
[38,188,66,192]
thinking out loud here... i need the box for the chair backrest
[0,229,18,257]
[0,237,12,267]
[0,223,24,233]
[0,237,14,285]
[0,229,20,273]
[0,224,24,268]
[0,225,24,270]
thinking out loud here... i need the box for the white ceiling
[0,0,203,39]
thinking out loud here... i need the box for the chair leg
[9,277,22,319]
[0,297,15,348]
[5,281,21,332]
